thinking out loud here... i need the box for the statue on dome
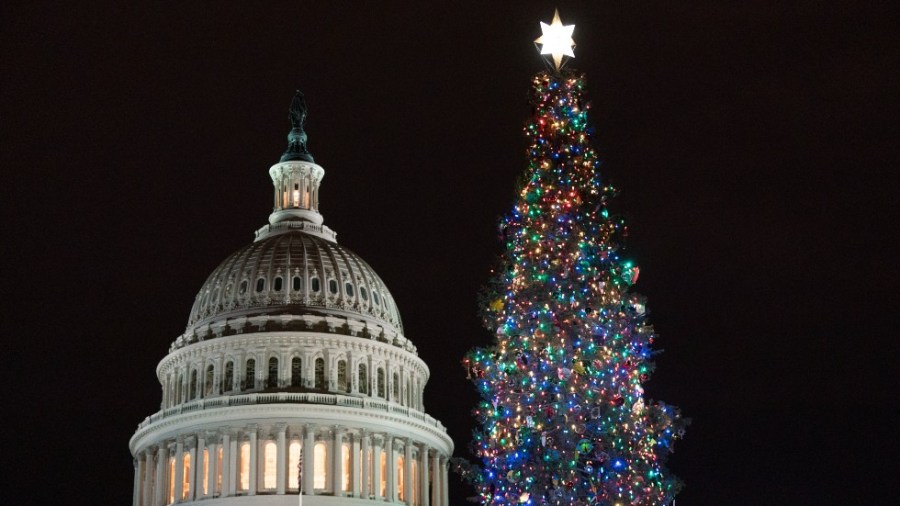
[281,89,314,163]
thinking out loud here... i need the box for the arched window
[175,373,182,404]
[293,276,302,292]
[397,455,405,501]
[273,276,283,292]
[311,277,320,292]
[342,442,351,492]
[239,442,250,491]
[245,358,256,390]
[328,279,338,294]
[267,357,278,388]
[373,291,380,306]
[168,456,175,504]
[223,361,234,392]
[239,280,248,295]
[377,368,385,398]
[314,442,327,490]
[337,360,348,392]
[358,364,368,395]
[256,278,266,293]
[205,364,214,396]
[392,372,399,401]
[314,358,325,390]
[360,286,368,301]
[182,452,191,500]
[288,441,301,490]
[291,357,302,387]
[189,369,198,400]
[263,442,277,490]
[345,282,354,297]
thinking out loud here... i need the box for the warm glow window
[239,442,250,491]
[181,452,191,499]
[201,448,209,496]
[314,442,327,490]
[288,441,301,490]
[397,455,405,501]
[216,447,223,494]
[342,443,351,492]
[380,452,387,496]
[263,442,277,490]
[167,456,175,504]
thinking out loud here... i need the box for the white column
[206,437,217,498]
[276,423,287,494]
[332,427,344,496]
[421,446,430,506]
[351,432,360,498]
[195,435,205,500]
[133,458,141,506]
[143,448,154,506]
[303,425,315,494]
[155,445,168,506]
[173,438,184,503]
[385,435,395,502]
[372,435,383,500]
[248,425,258,495]
[404,439,413,505]
[441,457,449,506]
[360,432,370,499]
[430,453,440,506]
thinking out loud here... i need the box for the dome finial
[280,90,314,162]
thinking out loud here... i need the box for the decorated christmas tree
[460,11,687,505]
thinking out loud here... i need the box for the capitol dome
[130,91,452,506]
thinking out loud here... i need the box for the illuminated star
[535,9,575,70]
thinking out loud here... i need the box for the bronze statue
[281,90,314,163]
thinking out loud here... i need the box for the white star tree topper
[535,9,575,70]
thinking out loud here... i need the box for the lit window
[380,452,387,497]
[314,442,327,490]
[377,368,385,398]
[202,448,209,496]
[337,360,348,392]
[329,279,338,294]
[342,443,351,492]
[398,455,405,501]
[291,357,302,387]
[360,286,368,301]
[223,361,234,392]
[182,452,191,500]
[412,458,419,505]
[293,276,302,292]
[345,282,354,297]
[245,359,255,390]
[274,276,283,291]
[239,443,250,491]
[311,277,320,292]
[264,442,277,490]
[168,456,175,504]
[358,364,368,395]
[288,441,301,490]
[267,357,278,389]
[315,358,325,390]
[216,447,223,494]
[256,278,266,293]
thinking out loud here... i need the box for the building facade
[129,92,453,506]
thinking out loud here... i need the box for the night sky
[3,1,897,504]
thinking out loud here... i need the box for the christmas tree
[461,11,686,506]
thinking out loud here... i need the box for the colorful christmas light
[459,70,687,505]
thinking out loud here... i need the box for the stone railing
[138,392,446,431]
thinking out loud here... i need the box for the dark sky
[3,1,897,504]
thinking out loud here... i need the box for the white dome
[186,231,403,339]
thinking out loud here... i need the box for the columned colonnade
[133,423,450,506]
